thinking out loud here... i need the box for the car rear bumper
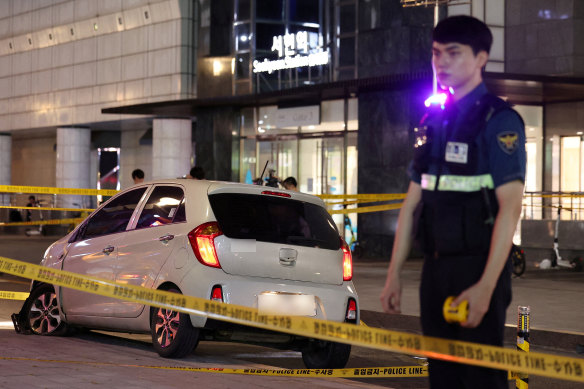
[180,273,359,328]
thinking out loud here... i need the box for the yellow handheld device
[443,296,469,324]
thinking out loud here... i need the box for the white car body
[37,180,359,356]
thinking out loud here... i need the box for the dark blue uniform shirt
[409,83,526,189]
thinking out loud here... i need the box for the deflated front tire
[24,284,69,336]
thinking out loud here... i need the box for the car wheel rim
[154,308,180,348]
[29,291,61,334]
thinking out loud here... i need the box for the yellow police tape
[319,194,405,215]
[0,356,427,378]
[0,291,29,300]
[329,203,403,215]
[0,185,118,196]
[325,198,389,206]
[0,205,94,212]
[0,254,582,383]
[0,218,85,227]
[319,194,407,201]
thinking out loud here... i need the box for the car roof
[128,179,326,208]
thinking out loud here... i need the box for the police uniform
[409,83,526,389]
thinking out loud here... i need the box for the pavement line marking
[0,255,582,383]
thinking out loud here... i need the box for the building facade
[1,0,584,257]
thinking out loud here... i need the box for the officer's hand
[453,283,493,328]
[380,277,402,314]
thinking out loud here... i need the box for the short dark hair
[190,166,205,180]
[433,15,493,55]
[131,169,144,180]
[282,176,297,188]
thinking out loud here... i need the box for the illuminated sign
[252,31,329,74]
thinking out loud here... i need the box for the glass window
[257,105,297,134]
[240,138,257,183]
[256,23,285,52]
[82,188,147,239]
[235,0,251,21]
[234,24,251,51]
[299,98,358,133]
[235,53,250,79]
[339,37,355,67]
[136,186,185,229]
[289,0,319,23]
[209,193,340,250]
[340,4,356,34]
[485,0,505,26]
[241,108,256,137]
[257,139,298,182]
[257,0,283,20]
[359,0,380,31]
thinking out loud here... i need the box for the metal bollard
[516,306,530,389]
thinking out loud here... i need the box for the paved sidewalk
[353,260,584,336]
[0,329,389,389]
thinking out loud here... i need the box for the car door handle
[159,234,174,242]
[102,246,115,255]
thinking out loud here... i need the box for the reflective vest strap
[420,174,494,192]
[421,174,437,190]
[438,174,494,192]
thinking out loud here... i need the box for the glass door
[560,136,584,219]
[299,137,344,231]
[257,139,298,185]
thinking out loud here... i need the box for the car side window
[135,186,185,229]
[82,188,147,239]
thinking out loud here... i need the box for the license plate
[257,293,316,316]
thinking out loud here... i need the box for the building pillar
[56,127,91,208]
[152,119,192,180]
[0,133,11,205]
[195,108,234,180]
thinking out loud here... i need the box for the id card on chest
[445,141,468,164]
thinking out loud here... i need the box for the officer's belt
[421,174,494,192]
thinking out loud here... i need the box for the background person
[282,177,298,191]
[131,169,145,184]
[379,15,525,389]
[188,166,205,180]
[25,195,37,222]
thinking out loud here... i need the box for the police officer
[380,16,526,389]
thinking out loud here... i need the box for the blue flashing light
[424,92,448,110]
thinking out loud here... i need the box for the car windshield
[208,193,340,250]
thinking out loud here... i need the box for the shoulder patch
[497,132,519,154]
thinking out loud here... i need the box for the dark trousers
[420,253,512,389]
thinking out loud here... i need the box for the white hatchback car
[16,179,359,368]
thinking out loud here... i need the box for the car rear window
[209,193,340,250]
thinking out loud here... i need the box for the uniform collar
[452,83,488,115]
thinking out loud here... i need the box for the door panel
[112,185,186,318]
[61,235,122,317]
[113,224,185,317]
[60,187,147,318]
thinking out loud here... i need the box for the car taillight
[211,285,223,302]
[345,298,357,322]
[261,190,291,198]
[341,238,353,281]
[188,222,223,268]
